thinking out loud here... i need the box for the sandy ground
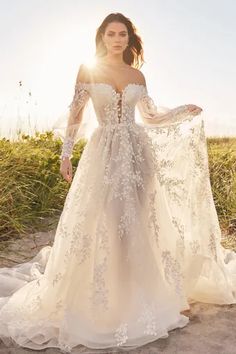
[0,231,236,354]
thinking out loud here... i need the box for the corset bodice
[79,82,147,126]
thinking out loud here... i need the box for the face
[102,21,129,55]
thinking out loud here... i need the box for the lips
[113,46,122,49]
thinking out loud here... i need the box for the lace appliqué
[60,82,90,159]
[172,216,185,258]
[114,323,128,346]
[137,302,158,336]
[89,256,109,311]
[190,240,201,255]
[137,93,193,127]
[162,250,184,296]
[148,190,160,246]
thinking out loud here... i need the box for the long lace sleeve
[60,69,90,160]
[137,88,201,127]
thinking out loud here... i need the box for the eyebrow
[107,30,127,33]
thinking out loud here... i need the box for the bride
[0,12,235,354]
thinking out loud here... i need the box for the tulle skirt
[0,116,235,353]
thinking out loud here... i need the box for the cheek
[121,37,129,45]
[103,35,110,44]
[114,37,128,47]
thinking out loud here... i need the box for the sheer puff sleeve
[137,87,202,128]
[59,65,90,160]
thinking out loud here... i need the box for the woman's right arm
[60,64,90,183]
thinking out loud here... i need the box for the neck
[99,54,126,67]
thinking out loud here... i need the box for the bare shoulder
[76,63,91,83]
[128,66,146,86]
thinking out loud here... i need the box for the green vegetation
[0,132,86,238]
[207,137,236,231]
[0,133,235,246]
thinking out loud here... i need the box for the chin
[112,48,124,54]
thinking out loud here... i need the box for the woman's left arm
[136,75,202,127]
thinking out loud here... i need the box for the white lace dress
[0,78,235,353]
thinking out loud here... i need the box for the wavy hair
[95,13,144,69]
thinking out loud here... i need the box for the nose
[114,34,122,42]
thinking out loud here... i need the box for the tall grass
[207,137,236,232]
[0,132,86,238]
[0,132,235,240]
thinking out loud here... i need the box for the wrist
[60,137,74,161]
[60,155,71,161]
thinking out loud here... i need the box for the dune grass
[0,132,235,245]
[0,132,86,238]
[207,137,236,230]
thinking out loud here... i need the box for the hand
[60,157,73,183]
[186,104,203,115]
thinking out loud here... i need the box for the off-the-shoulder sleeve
[137,87,201,127]
[60,80,90,159]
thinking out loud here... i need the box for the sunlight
[83,56,98,70]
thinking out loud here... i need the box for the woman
[0,12,235,354]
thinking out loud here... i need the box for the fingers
[187,104,203,115]
[60,162,73,183]
[194,106,203,114]
[67,164,72,183]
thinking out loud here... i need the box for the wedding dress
[0,68,236,353]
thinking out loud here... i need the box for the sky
[0,0,235,138]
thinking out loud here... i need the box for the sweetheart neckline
[77,82,147,95]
